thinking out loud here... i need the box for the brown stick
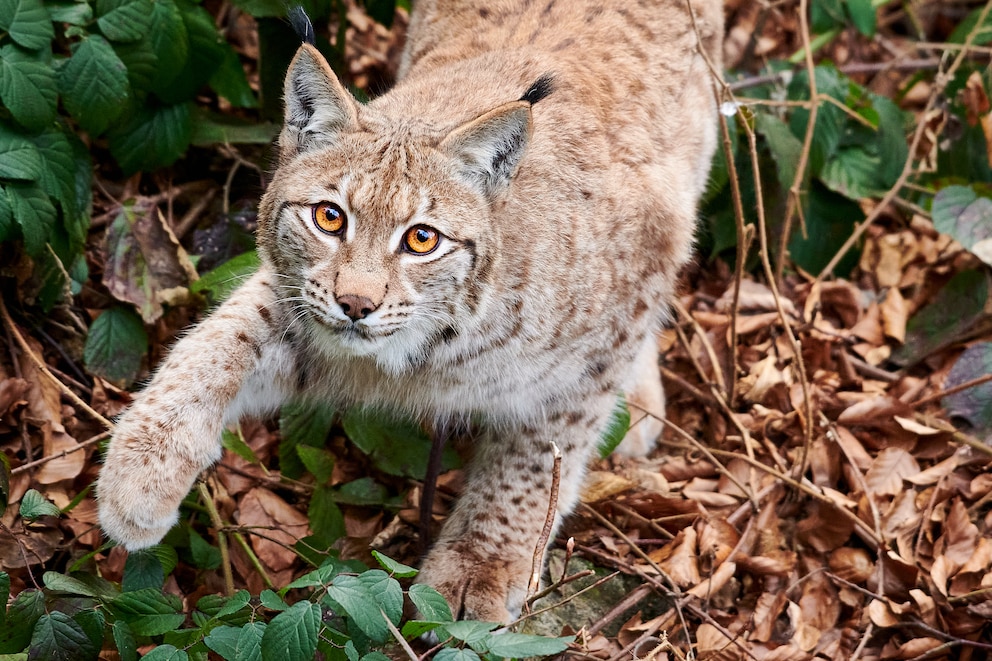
[526,441,562,603]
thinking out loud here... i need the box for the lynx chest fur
[98,0,723,622]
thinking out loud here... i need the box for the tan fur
[98,0,722,621]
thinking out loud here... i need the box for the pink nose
[336,294,376,321]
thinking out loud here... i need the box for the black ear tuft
[288,6,316,45]
[519,74,555,105]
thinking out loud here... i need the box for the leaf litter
[1,1,991,660]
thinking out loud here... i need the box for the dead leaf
[865,447,920,498]
[879,288,908,343]
[237,488,309,573]
[580,471,635,503]
[828,547,873,584]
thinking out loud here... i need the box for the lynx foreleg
[97,269,297,550]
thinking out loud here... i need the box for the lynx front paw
[416,543,530,623]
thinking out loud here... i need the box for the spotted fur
[98,0,722,622]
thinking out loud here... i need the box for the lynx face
[262,123,507,373]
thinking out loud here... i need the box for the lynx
[97,0,723,622]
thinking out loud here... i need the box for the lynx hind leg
[617,335,665,458]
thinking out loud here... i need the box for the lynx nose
[337,294,377,321]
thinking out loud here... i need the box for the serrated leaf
[110,588,185,637]
[0,187,13,242]
[96,0,152,42]
[140,645,188,661]
[83,305,148,387]
[58,35,130,136]
[598,394,630,458]
[210,42,258,108]
[372,550,418,578]
[284,558,355,591]
[789,182,862,275]
[259,601,321,661]
[108,101,192,173]
[0,0,53,50]
[43,572,103,597]
[408,584,453,622]
[29,126,77,216]
[259,589,288,611]
[788,65,848,177]
[279,400,335,479]
[204,625,241,661]
[190,115,279,146]
[438,620,498,645]
[234,621,265,661]
[308,485,345,545]
[113,36,159,92]
[72,609,105,654]
[146,0,188,92]
[154,0,223,104]
[334,477,388,506]
[343,408,456,478]
[297,444,335,484]
[326,571,403,643]
[123,547,165,592]
[222,429,259,464]
[28,612,97,661]
[0,573,9,628]
[433,649,482,661]
[215,591,251,619]
[820,146,883,200]
[0,44,56,131]
[189,528,222,570]
[19,488,60,519]
[0,122,42,180]
[228,0,283,17]
[932,185,992,266]
[112,621,137,661]
[755,112,803,195]
[190,250,260,304]
[845,0,876,36]
[0,590,44,653]
[7,181,54,256]
[481,632,574,658]
[47,1,92,24]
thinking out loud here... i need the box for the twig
[12,432,111,475]
[231,531,275,589]
[584,582,652,637]
[511,571,619,628]
[198,481,235,596]
[0,296,114,430]
[382,607,419,661]
[527,441,562,603]
[911,373,992,409]
[525,568,595,606]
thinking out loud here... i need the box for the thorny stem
[231,531,275,589]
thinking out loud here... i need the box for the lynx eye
[403,225,440,254]
[313,202,346,235]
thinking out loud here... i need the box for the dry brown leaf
[658,526,700,587]
[695,622,742,661]
[864,448,920,498]
[750,588,788,642]
[738,355,791,403]
[879,288,908,343]
[850,302,885,345]
[580,471,635,503]
[867,598,899,627]
[237,487,309,573]
[715,278,797,316]
[795,570,839,651]
[0,377,29,415]
[837,396,910,426]
[936,498,980,569]
[893,415,941,436]
[828,547,874,584]
[687,561,736,599]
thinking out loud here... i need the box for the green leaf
[788,183,862,275]
[343,408,456,478]
[221,429,259,464]
[932,185,992,266]
[755,112,803,196]
[234,622,265,661]
[215,591,251,619]
[433,649,482,661]
[71,609,105,655]
[209,42,258,108]
[204,625,240,661]
[190,250,260,304]
[139,645,188,661]
[47,1,92,24]
[788,65,848,177]
[229,0,283,17]
[189,529,222,570]
[113,36,159,92]
[123,547,166,591]
[108,101,192,174]
[259,589,288,611]
[949,5,992,45]
[297,445,335,484]
[480,632,574,658]
[326,571,403,643]
[597,394,630,458]
[154,0,224,104]
[819,146,883,200]
[408,584,453,622]
[845,0,876,36]
[58,35,130,136]
[28,612,97,661]
[334,477,388,506]
[0,590,44,653]
[279,400,335,479]
[0,122,42,180]
[6,181,54,256]
[30,125,80,221]
[145,0,188,92]
[111,621,137,661]
[372,550,418,578]
[284,558,358,590]
[0,573,9,628]
[190,115,279,146]
[0,187,13,242]
[259,601,321,661]
[19,488,60,519]
[109,588,185,637]
[96,0,152,42]
[893,270,990,366]
[438,620,498,646]
[0,45,57,131]
[308,485,345,545]
[83,305,148,387]
[0,0,53,50]
[43,572,103,597]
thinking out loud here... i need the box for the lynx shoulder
[98,0,723,622]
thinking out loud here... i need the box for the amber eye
[403,225,440,254]
[313,202,346,235]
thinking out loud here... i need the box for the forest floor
[2,1,992,660]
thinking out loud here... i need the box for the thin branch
[527,441,562,603]
[12,432,110,475]
[198,481,235,596]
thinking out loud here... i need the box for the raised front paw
[97,421,216,550]
[415,542,531,623]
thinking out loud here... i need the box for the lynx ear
[280,44,359,158]
[440,101,532,197]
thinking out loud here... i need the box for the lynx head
[258,45,540,374]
